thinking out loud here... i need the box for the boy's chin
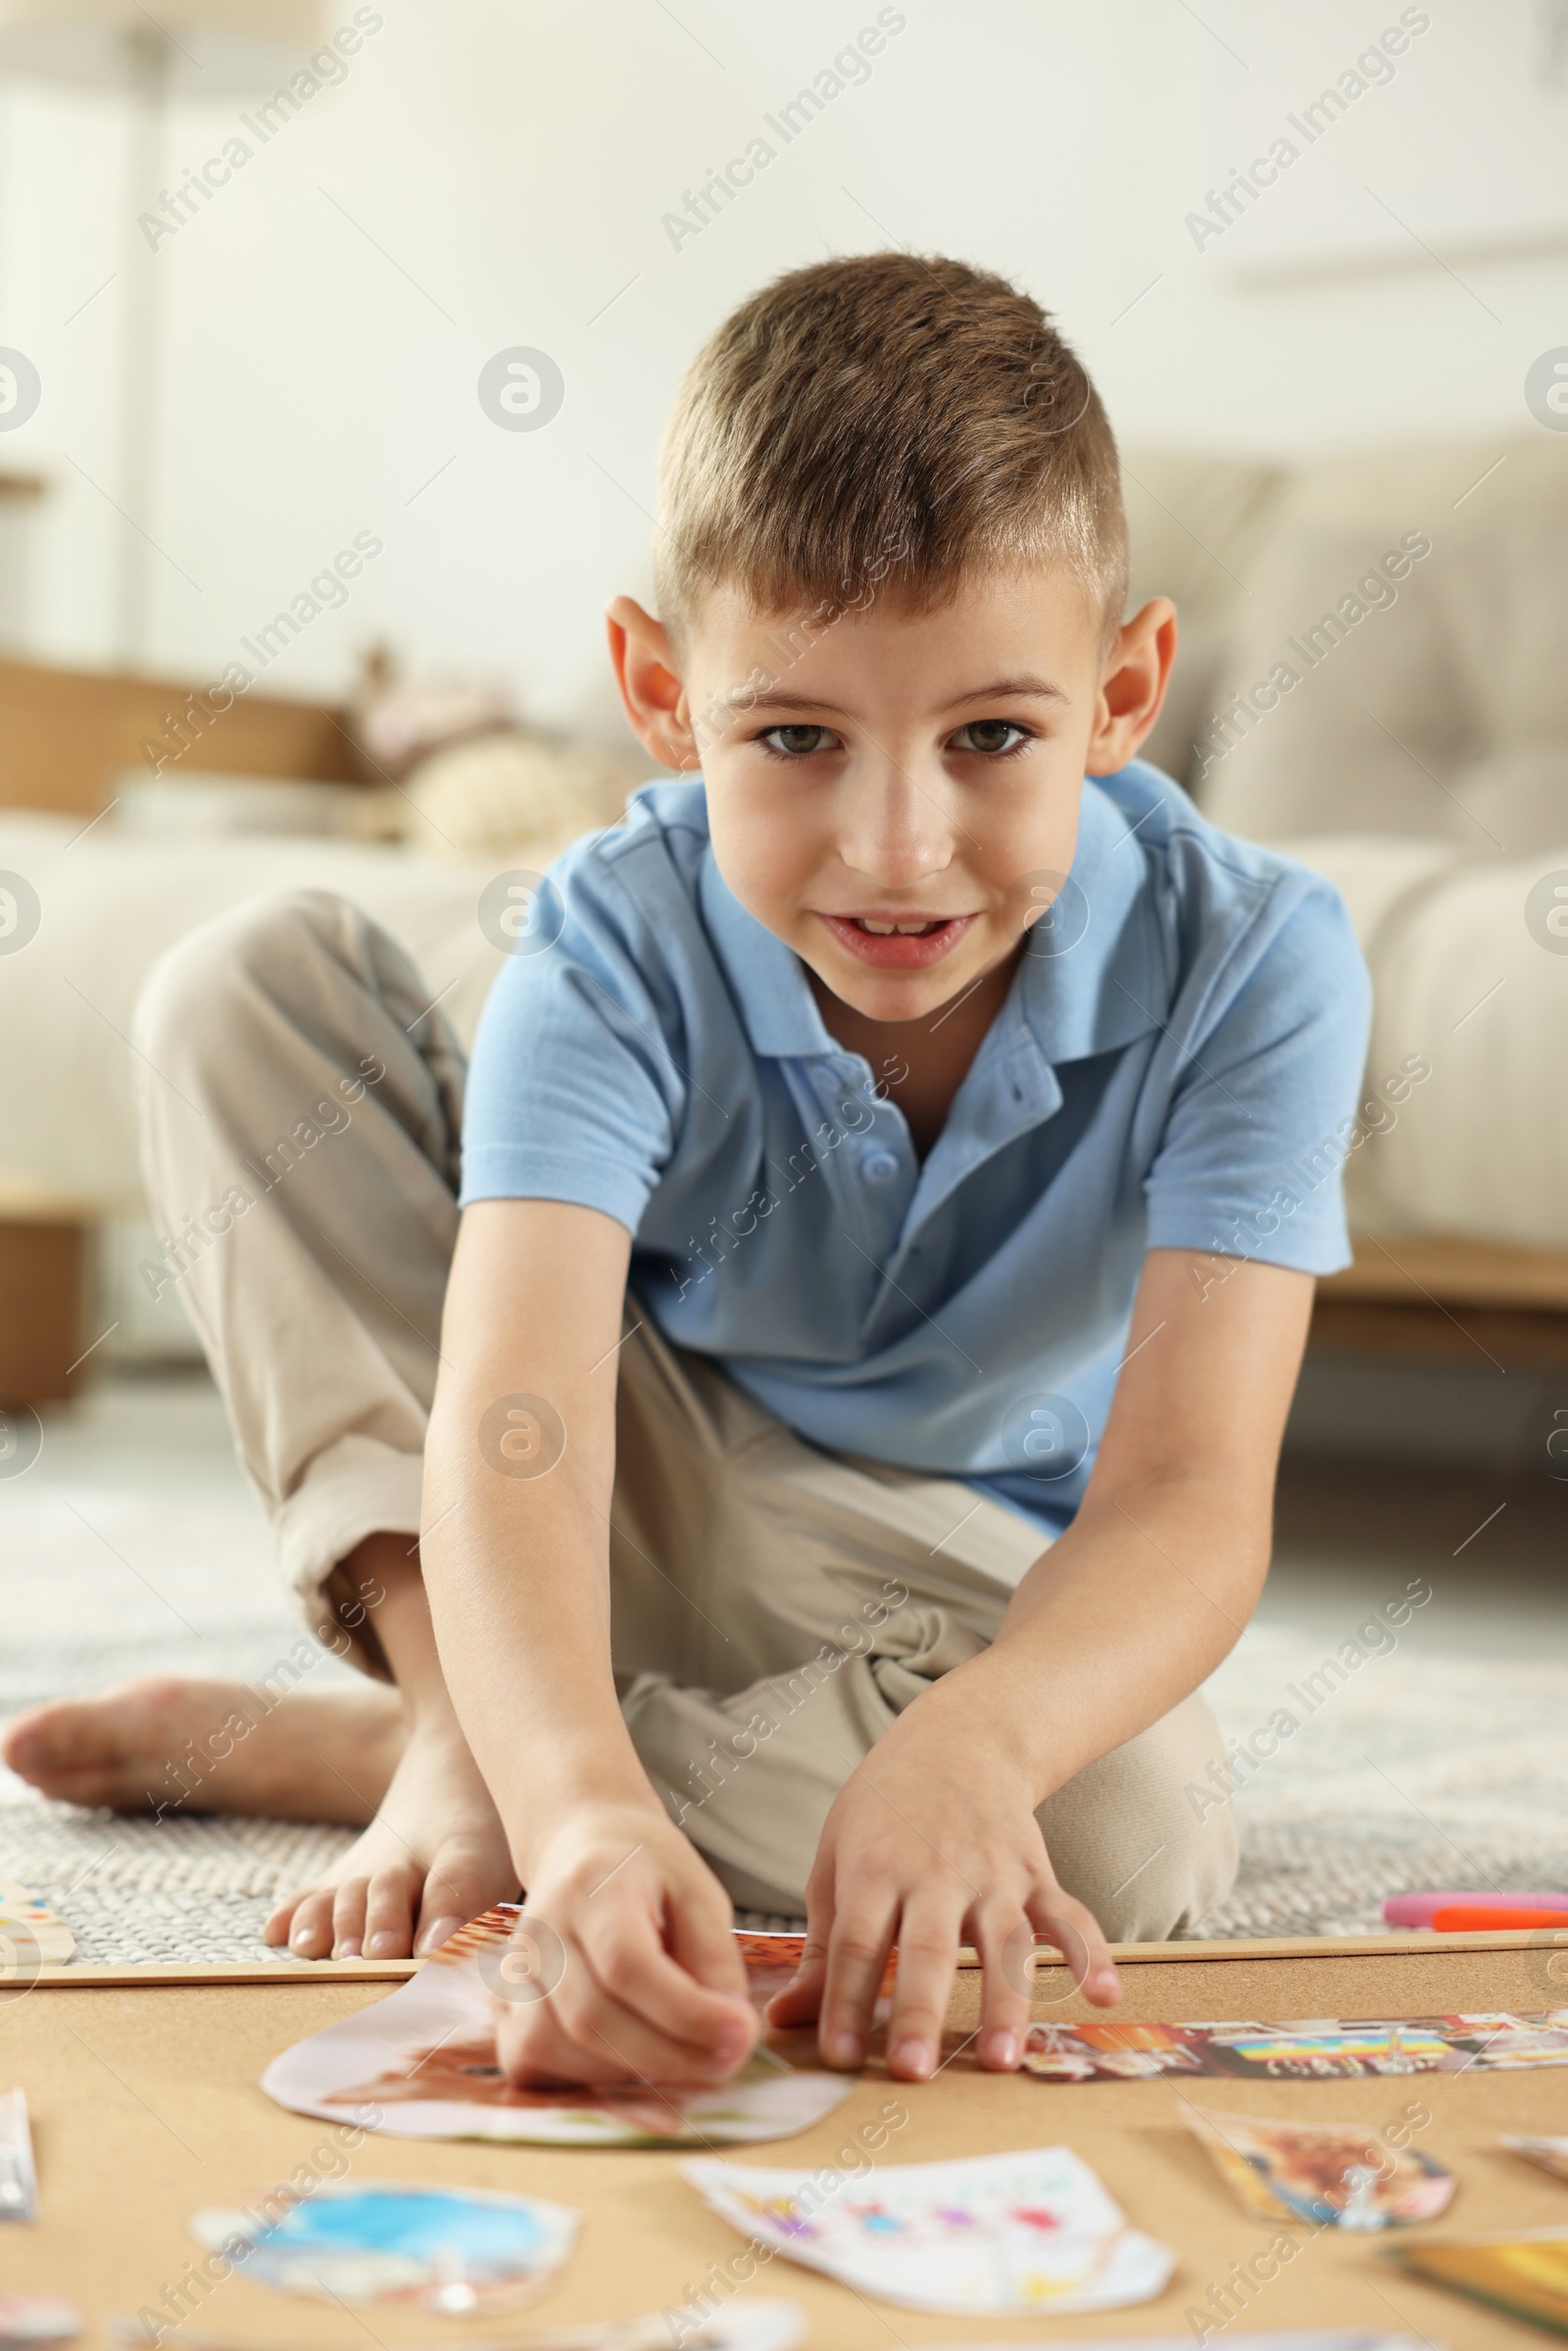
[807,948,990,1025]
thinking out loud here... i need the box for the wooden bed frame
[0,657,369,1399]
[0,652,361,815]
[1315,1231,1568,1371]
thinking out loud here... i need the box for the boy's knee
[133,889,360,1077]
[1040,1695,1240,1942]
[1120,1766,1239,1941]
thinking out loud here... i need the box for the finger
[764,1929,830,2029]
[818,1891,900,2070]
[330,1877,370,1960]
[497,1995,679,2091]
[664,1875,751,2005]
[764,1865,834,2027]
[578,1909,756,2069]
[881,1894,964,2082]
[579,1993,746,2093]
[973,1902,1037,2070]
[1027,1886,1121,2007]
[497,1954,752,2089]
[495,1990,637,2089]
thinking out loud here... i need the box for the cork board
[3,1940,1566,2346]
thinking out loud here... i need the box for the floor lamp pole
[113,24,166,667]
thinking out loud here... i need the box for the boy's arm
[768,1249,1314,2077]
[419,1198,758,2085]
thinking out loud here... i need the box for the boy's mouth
[817,911,974,970]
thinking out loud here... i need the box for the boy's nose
[836,759,955,889]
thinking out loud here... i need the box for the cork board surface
[4,1942,1568,2346]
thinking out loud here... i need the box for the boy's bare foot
[264,1715,518,1960]
[1,1675,403,1823]
[2,1673,519,1960]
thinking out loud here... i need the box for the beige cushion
[1196,437,1568,852]
[0,815,506,1210]
[1286,830,1568,1251]
[1119,448,1288,783]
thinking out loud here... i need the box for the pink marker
[1384,1890,1568,1929]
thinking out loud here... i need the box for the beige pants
[132,890,1239,1932]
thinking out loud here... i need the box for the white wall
[0,0,1563,743]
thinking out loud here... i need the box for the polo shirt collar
[697,764,1171,1069]
[1016,766,1171,1064]
[699,853,842,1058]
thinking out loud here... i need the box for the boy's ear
[606,596,699,772]
[1084,597,1178,777]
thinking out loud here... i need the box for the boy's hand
[765,1703,1121,2081]
[493,1801,759,2088]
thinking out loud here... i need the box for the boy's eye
[760,724,840,758]
[949,719,1031,756]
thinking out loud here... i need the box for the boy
[5,256,1368,2085]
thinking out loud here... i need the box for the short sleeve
[458,853,687,1234]
[1143,871,1372,1274]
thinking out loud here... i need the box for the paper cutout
[1020,2011,1568,2080]
[0,2294,80,2349]
[1504,2132,1568,2182]
[466,2308,806,2349]
[263,1907,853,2146]
[189,2180,578,2312]
[106,2309,804,2351]
[1390,2227,1568,2336]
[684,2145,1175,2316]
[0,2092,38,2224]
[929,2335,1427,2349]
[1184,2108,1455,2229]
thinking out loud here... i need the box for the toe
[2,1704,56,1774]
[263,1887,301,1946]
[417,1837,514,1950]
[3,1699,120,1787]
[331,1879,371,1959]
[364,1866,418,1958]
[415,1911,466,1955]
[287,1889,337,1959]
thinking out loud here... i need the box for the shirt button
[861,1149,901,1184]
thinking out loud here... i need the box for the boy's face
[609,565,1174,1026]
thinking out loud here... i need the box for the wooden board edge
[1024,1929,1559,1966]
[20,1928,1547,1987]
[26,1957,421,1986]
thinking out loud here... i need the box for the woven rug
[3,1375,1565,1962]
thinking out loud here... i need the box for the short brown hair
[655,252,1127,646]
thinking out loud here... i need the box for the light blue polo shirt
[460,761,1370,1539]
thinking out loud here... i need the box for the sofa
[1123,434,1568,1259]
[2,430,1566,1383]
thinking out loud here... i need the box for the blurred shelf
[1312,1231,1568,1370]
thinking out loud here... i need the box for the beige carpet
[2,1375,1564,1963]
